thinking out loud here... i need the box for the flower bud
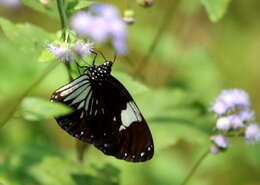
[39,0,49,5]
[210,135,228,149]
[209,145,220,154]
[123,10,135,25]
[136,0,153,8]
[216,117,231,131]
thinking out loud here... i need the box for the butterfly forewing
[51,64,154,162]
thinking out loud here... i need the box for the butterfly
[50,56,154,162]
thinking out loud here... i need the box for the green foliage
[201,0,232,22]
[20,0,58,18]
[0,18,54,59]
[67,0,93,16]
[0,0,260,185]
[20,97,73,121]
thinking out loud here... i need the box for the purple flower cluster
[0,0,21,8]
[70,3,127,55]
[210,89,260,154]
[47,40,93,63]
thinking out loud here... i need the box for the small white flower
[245,123,260,143]
[211,101,228,115]
[47,44,74,63]
[211,135,228,149]
[216,117,231,131]
[74,40,94,58]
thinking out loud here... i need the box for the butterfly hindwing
[51,64,154,162]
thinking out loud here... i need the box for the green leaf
[20,97,73,121]
[0,18,54,58]
[67,1,93,16]
[29,157,79,185]
[20,0,58,19]
[74,1,93,10]
[201,0,232,22]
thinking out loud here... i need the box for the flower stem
[56,0,69,41]
[180,150,210,185]
[56,0,73,81]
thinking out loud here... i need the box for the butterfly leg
[91,50,98,65]
[75,62,86,75]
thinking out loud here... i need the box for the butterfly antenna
[94,49,108,61]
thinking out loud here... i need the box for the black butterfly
[50,58,154,162]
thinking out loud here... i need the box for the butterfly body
[51,61,154,162]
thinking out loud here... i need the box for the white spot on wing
[141,152,145,157]
[120,101,142,128]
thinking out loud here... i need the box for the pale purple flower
[245,124,260,143]
[212,89,250,115]
[0,0,21,8]
[70,3,127,55]
[47,44,74,63]
[91,3,119,18]
[70,11,93,37]
[74,40,94,58]
[216,117,231,131]
[209,145,220,154]
[211,135,228,149]
[237,109,255,122]
[228,115,244,130]
[89,17,112,42]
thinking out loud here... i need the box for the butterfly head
[87,61,113,80]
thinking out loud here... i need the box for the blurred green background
[0,0,260,185]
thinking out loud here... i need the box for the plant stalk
[56,0,69,41]
[134,0,181,76]
[180,150,210,185]
[56,0,73,81]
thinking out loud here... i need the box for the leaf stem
[179,150,210,185]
